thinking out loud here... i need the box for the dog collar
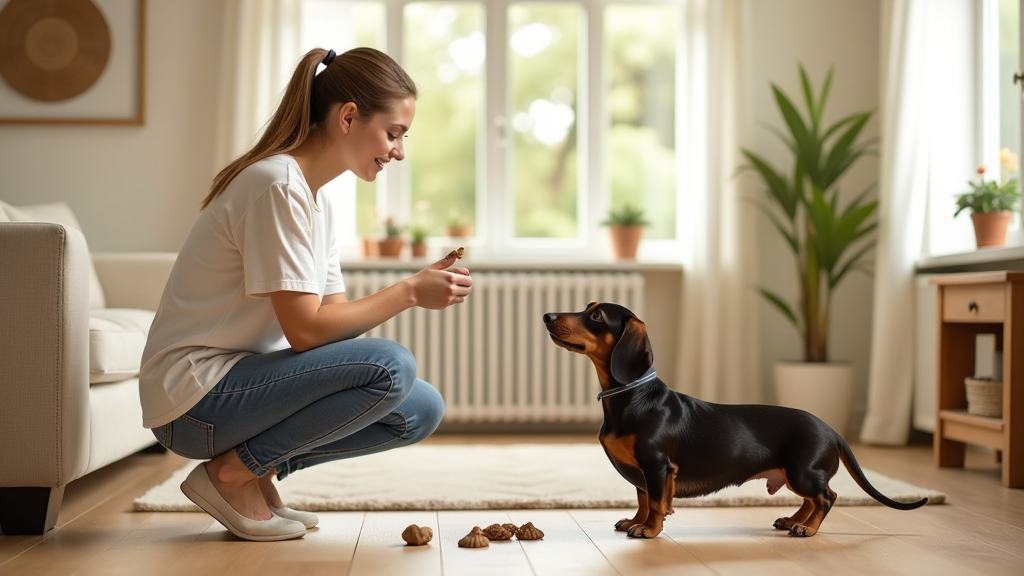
[597,367,657,401]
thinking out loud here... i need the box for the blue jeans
[151,338,444,480]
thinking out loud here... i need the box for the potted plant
[601,203,650,260]
[377,217,405,258]
[741,65,878,436]
[444,211,472,238]
[409,225,430,258]
[954,149,1020,248]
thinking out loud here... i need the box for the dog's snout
[543,313,558,324]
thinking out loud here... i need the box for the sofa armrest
[0,222,91,488]
[92,252,177,311]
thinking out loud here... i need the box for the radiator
[343,270,646,423]
[914,275,938,432]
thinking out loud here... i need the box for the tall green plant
[741,65,878,363]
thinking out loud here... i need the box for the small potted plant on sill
[443,211,472,239]
[954,149,1020,248]
[377,217,405,258]
[601,203,649,260]
[409,225,430,258]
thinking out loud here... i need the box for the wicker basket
[965,378,1003,418]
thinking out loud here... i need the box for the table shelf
[930,271,1024,488]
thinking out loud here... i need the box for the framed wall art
[0,0,146,125]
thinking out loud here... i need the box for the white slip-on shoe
[270,506,319,529]
[180,463,306,542]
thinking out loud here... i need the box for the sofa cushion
[0,200,107,309]
[89,308,155,384]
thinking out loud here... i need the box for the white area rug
[133,443,945,512]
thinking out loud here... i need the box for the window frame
[364,0,687,261]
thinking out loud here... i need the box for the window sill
[340,255,683,273]
[915,244,1024,274]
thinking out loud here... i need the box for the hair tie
[322,49,336,67]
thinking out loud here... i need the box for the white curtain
[676,0,762,404]
[862,0,978,445]
[213,0,304,170]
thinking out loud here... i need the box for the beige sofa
[0,201,176,534]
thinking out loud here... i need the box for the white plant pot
[773,361,855,437]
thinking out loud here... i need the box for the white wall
[0,0,223,252]
[0,0,884,425]
[741,0,882,429]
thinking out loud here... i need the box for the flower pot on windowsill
[362,236,380,258]
[444,225,472,239]
[411,242,428,258]
[608,225,644,260]
[377,238,404,258]
[971,211,1012,248]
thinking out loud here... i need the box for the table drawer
[942,283,1006,322]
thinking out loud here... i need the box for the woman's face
[347,96,416,182]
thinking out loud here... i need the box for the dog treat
[515,522,544,540]
[482,523,514,541]
[502,522,519,537]
[457,526,490,548]
[446,246,465,260]
[401,524,434,546]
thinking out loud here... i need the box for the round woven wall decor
[0,0,111,102]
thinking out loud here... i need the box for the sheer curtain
[861,0,977,445]
[676,0,763,404]
[213,0,304,170]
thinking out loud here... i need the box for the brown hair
[201,47,418,210]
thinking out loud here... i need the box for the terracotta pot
[608,226,643,260]
[411,242,428,258]
[971,211,1012,247]
[774,361,855,437]
[377,238,404,258]
[362,236,379,258]
[445,225,472,238]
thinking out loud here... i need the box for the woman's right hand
[406,249,473,310]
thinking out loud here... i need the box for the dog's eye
[590,310,603,322]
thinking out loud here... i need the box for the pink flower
[977,165,986,175]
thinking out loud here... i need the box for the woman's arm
[270,251,472,352]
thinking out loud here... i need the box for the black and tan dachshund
[542,302,927,538]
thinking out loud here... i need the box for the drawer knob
[968,301,978,312]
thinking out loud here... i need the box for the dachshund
[542,302,927,538]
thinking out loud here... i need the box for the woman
[139,47,472,542]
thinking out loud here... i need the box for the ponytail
[201,47,417,210]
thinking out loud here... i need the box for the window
[922,0,1023,256]
[299,0,686,259]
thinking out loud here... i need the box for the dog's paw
[787,525,814,537]
[626,525,659,539]
[773,517,793,530]
[614,518,635,531]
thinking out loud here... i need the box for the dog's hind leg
[615,488,649,532]
[783,479,837,537]
[626,461,678,539]
[774,499,814,531]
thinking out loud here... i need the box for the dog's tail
[837,436,928,511]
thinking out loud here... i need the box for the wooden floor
[2,434,1023,576]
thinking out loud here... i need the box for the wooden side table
[930,271,1024,488]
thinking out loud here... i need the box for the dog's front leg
[614,488,649,532]
[626,461,678,538]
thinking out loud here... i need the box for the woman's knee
[404,380,445,442]
[374,339,418,398]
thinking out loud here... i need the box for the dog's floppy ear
[609,317,653,383]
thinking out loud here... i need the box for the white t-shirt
[139,154,345,428]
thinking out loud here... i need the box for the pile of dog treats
[401,522,544,548]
